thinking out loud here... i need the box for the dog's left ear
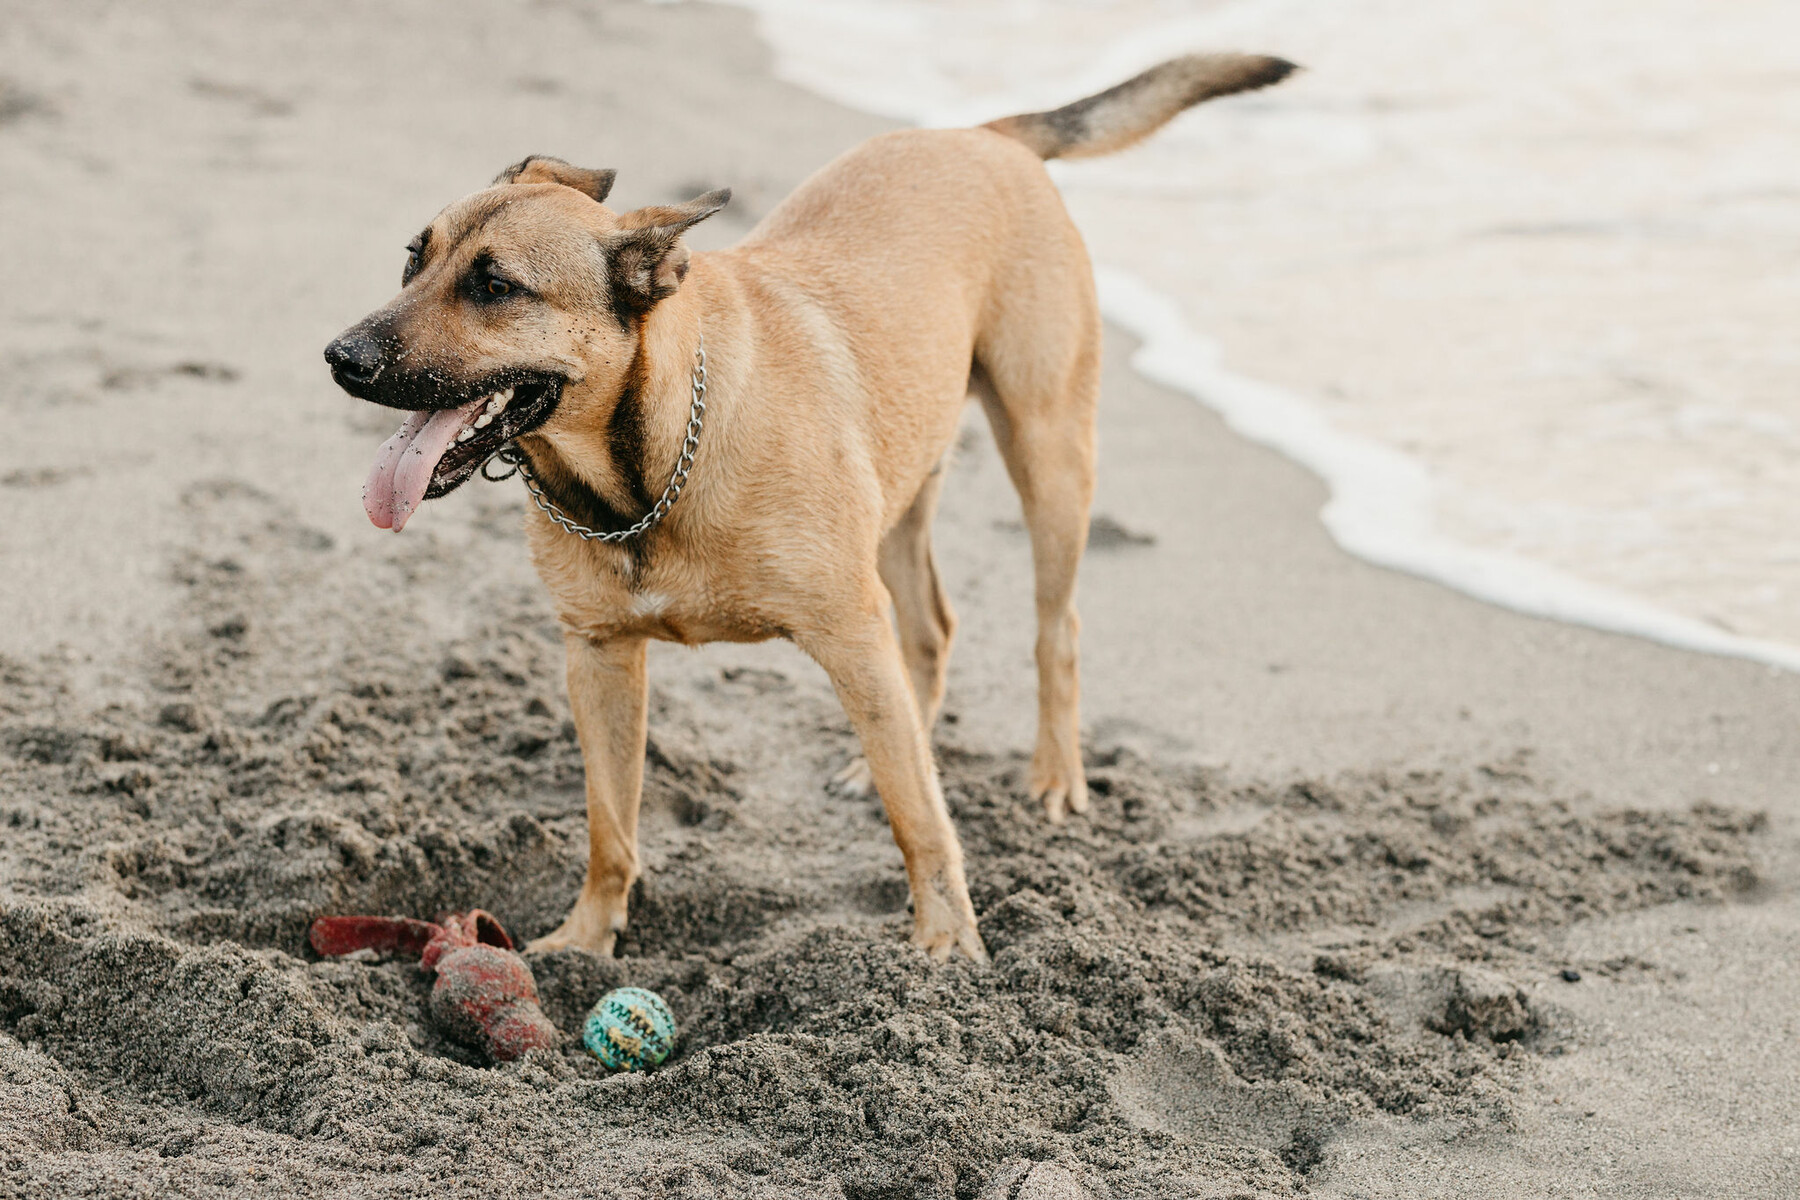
[608,188,731,316]
[493,155,617,203]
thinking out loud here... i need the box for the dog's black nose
[324,334,384,394]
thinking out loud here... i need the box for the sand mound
[0,490,1764,1198]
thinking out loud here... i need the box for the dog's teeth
[474,413,494,429]
[485,395,505,415]
[499,387,514,404]
[456,427,475,442]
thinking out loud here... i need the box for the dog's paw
[525,895,626,956]
[911,909,988,964]
[909,867,988,964]
[525,921,619,957]
[831,755,875,797]
[1030,756,1089,825]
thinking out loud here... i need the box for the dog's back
[741,51,1295,264]
[721,52,1296,529]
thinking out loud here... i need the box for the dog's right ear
[493,155,617,203]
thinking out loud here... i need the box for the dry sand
[2,2,1797,1197]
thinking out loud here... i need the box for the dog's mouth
[362,375,562,531]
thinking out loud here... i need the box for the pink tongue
[362,396,487,531]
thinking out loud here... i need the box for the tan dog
[325,53,1295,962]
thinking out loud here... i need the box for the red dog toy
[309,909,559,1062]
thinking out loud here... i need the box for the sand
[2,2,1797,1197]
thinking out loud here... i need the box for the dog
[325,53,1295,962]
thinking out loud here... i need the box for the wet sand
[2,2,1797,1197]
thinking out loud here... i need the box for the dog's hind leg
[882,463,957,729]
[974,325,1099,824]
[834,466,957,796]
[801,602,986,961]
[526,635,648,956]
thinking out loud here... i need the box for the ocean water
[715,0,1800,666]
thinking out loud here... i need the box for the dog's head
[324,156,727,531]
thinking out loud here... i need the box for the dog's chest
[539,545,779,646]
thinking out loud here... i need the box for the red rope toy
[309,910,559,1062]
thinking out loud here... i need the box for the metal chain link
[484,332,706,543]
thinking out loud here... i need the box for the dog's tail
[983,53,1296,161]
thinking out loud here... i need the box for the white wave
[1094,267,1800,673]
[707,0,1800,674]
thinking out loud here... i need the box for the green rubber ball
[582,986,676,1072]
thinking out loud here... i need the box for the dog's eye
[465,255,520,304]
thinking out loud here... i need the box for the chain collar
[483,333,707,543]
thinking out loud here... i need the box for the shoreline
[1095,265,1800,675]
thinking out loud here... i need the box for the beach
[2,1,1797,1197]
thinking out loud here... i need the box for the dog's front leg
[802,613,987,963]
[526,635,648,956]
